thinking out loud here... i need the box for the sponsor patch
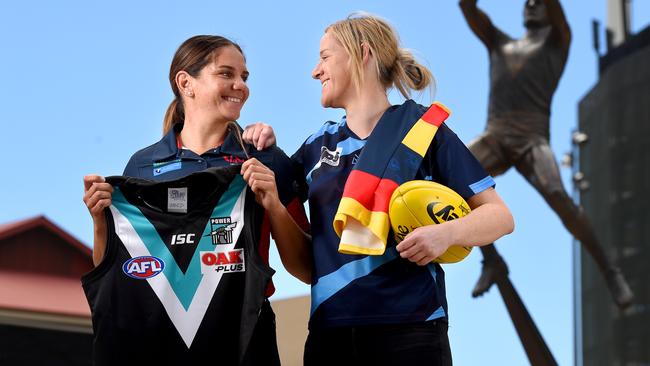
[153,160,182,176]
[223,155,246,164]
[209,217,237,245]
[122,256,165,279]
[200,248,245,274]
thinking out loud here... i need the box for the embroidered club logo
[209,217,238,245]
[122,256,165,279]
[319,146,342,167]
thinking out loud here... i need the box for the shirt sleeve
[267,146,301,207]
[290,143,309,203]
[422,124,495,200]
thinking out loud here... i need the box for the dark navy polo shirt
[122,122,298,297]
[292,102,495,329]
[123,122,296,206]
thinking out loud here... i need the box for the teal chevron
[112,176,246,310]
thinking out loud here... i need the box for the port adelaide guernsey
[81,166,273,365]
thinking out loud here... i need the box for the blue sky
[2,1,648,365]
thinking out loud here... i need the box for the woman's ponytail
[392,49,434,98]
[162,97,184,134]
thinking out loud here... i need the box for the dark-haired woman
[82,35,310,365]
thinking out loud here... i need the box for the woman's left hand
[395,224,456,266]
[241,158,281,212]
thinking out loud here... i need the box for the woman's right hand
[242,122,276,150]
[84,175,113,266]
[240,158,282,212]
[83,175,113,222]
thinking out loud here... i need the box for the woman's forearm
[267,199,313,284]
[448,188,514,247]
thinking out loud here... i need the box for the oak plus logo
[209,217,238,245]
[200,248,245,274]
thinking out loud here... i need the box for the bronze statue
[459,0,633,309]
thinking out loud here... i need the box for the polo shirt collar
[149,122,251,162]
[218,123,251,158]
[150,123,182,162]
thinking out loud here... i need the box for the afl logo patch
[122,256,165,279]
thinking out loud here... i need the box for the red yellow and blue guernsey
[334,102,450,256]
[292,100,495,329]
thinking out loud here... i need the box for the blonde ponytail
[392,48,435,99]
[326,13,435,100]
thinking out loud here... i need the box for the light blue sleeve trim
[469,176,496,195]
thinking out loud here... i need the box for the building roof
[0,215,91,256]
[0,269,90,317]
[0,216,93,332]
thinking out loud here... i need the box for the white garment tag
[168,187,188,213]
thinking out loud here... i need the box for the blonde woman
[244,14,514,365]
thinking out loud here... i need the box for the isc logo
[200,249,245,274]
[171,233,195,245]
[122,256,165,279]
